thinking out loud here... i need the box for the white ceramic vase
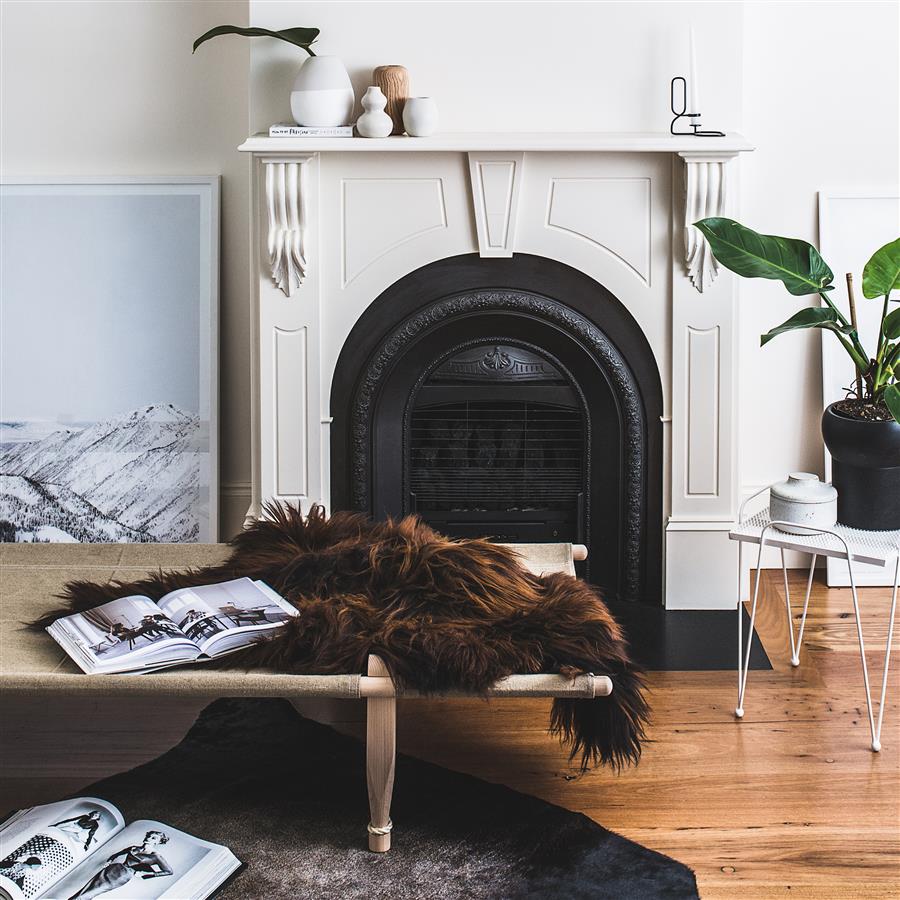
[402,97,438,137]
[290,56,354,127]
[356,86,393,138]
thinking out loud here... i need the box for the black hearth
[331,255,663,604]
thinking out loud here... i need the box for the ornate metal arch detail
[350,289,647,598]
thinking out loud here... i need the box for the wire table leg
[736,541,744,717]
[873,556,899,752]
[737,533,768,718]
[847,555,880,752]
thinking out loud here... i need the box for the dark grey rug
[75,699,698,899]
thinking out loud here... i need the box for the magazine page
[0,799,124,900]
[158,578,296,656]
[48,596,199,673]
[43,821,238,900]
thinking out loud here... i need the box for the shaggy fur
[35,504,649,770]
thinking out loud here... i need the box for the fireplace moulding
[238,132,754,609]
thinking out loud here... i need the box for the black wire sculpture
[670,77,725,137]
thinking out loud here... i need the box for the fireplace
[330,255,664,603]
[238,133,753,608]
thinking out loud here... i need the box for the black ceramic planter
[821,403,900,530]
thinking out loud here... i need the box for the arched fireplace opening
[330,254,663,604]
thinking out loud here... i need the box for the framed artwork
[818,188,899,586]
[0,177,219,542]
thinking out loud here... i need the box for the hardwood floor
[2,569,898,898]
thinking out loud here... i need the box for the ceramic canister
[770,472,838,534]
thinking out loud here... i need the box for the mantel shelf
[239,131,754,154]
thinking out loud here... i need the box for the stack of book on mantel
[268,123,353,137]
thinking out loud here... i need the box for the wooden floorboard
[2,568,898,897]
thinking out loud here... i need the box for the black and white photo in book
[0,178,219,544]
[46,578,297,675]
[0,799,240,900]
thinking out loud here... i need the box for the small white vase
[290,56,354,127]
[356,86,393,138]
[402,97,438,137]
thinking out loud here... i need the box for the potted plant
[696,218,900,530]
[193,25,355,128]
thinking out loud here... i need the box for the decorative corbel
[679,151,739,292]
[263,156,313,296]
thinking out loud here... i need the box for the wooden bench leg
[366,655,396,852]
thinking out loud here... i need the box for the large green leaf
[760,306,849,347]
[884,384,900,424]
[193,25,319,55]
[695,217,834,296]
[863,237,900,300]
[884,306,900,340]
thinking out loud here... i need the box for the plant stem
[819,291,869,371]
[876,294,889,359]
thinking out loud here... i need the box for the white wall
[249,1,744,133]
[0,0,252,537]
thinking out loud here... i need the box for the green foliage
[862,237,900,300]
[693,218,834,296]
[885,384,900,423]
[696,217,900,424]
[193,25,319,56]
[760,307,851,347]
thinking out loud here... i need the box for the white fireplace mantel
[238,131,754,609]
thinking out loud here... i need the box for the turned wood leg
[366,654,396,852]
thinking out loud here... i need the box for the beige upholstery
[0,542,608,700]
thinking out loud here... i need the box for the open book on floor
[0,797,241,900]
[46,578,297,675]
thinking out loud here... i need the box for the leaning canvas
[0,178,219,542]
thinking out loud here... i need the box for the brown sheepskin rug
[35,504,649,770]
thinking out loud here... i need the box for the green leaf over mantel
[193,25,319,55]
[760,306,850,347]
[695,217,834,296]
[863,236,900,300]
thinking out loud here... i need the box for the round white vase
[290,56,354,127]
[402,97,438,137]
[356,86,393,138]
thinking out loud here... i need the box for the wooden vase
[373,65,409,135]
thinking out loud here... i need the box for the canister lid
[771,472,838,504]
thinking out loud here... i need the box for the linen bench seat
[0,541,610,851]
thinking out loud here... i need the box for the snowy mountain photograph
[0,180,218,542]
[0,405,208,542]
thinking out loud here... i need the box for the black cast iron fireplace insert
[330,255,663,604]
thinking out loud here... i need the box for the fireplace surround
[330,255,664,603]
[238,132,754,608]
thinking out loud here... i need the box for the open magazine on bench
[0,797,240,900]
[46,578,297,674]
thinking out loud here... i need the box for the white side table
[729,487,900,752]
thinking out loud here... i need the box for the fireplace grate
[409,400,584,512]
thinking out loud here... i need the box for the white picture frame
[0,176,219,542]
[818,188,899,586]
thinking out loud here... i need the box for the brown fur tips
[37,503,648,770]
